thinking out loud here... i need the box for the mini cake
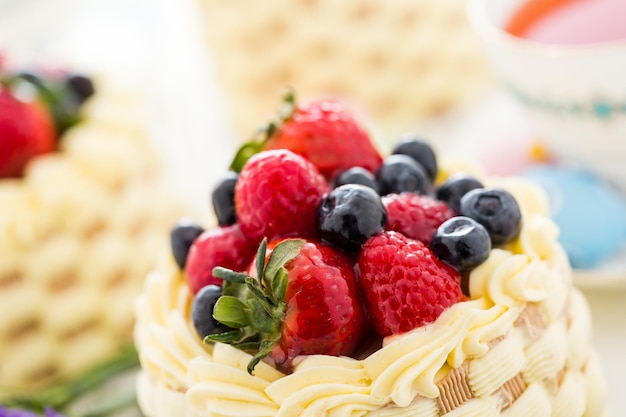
[134,93,606,416]
[197,0,489,136]
[0,65,181,396]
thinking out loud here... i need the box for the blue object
[521,165,626,269]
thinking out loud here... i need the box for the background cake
[134,93,607,417]
[196,0,490,137]
[0,69,182,398]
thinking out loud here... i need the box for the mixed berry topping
[459,188,522,246]
[316,184,387,252]
[0,62,95,178]
[170,220,204,269]
[375,154,431,195]
[436,173,484,214]
[168,91,524,374]
[430,216,491,272]
[191,284,231,338]
[332,166,379,193]
[211,171,239,227]
[391,134,438,182]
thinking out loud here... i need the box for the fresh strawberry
[230,90,382,180]
[209,238,367,374]
[357,231,462,337]
[235,149,330,242]
[0,87,56,178]
[382,193,455,244]
[185,224,258,294]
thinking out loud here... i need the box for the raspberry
[185,224,258,294]
[235,149,330,242]
[357,231,462,336]
[382,193,455,244]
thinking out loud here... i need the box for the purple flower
[0,407,65,417]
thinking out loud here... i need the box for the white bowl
[468,0,626,191]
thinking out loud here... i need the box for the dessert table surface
[0,0,624,415]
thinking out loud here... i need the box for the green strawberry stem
[229,88,297,173]
[3,345,139,415]
[208,238,305,375]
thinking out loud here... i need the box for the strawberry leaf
[248,337,280,375]
[213,296,249,328]
[264,239,305,302]
[228,88,298,172]
[247,298,280,333]
[205,330,242,344]
[230,139,265,173]
[255,238,268,280]
[212,267,248,284]
[207,237,304,375]
[274,268,288,304]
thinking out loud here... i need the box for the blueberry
[316,184,387,252]
[376,154,431,195]
[211,171,239,226]
[191,285,231,338]
[436,173,484,213]
[391,135,438,181]
[65,74,95,104]
[431,216,491,272]
[459,188,522,246]
[171,220,204,269]
[333,166,379,193]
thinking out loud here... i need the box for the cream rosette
[134,174,606,417]
[0,77,181,396]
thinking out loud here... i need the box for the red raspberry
[357,231,462,337]
[382,193,455,244]
[264,97,382,180]
[185,224,257,294]
[235,149,330,242]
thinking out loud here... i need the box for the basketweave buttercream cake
[0,67,181,396]
[197,0,490,137]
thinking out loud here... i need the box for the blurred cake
[134,93,606,416]
[0,67,181,396]
[197,0,490,136]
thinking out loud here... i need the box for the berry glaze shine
[506,0,626,45]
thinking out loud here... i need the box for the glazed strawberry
[382,193,455,244]
[230,91,382,180]
[264,94,382,179]
[357,231,462,337]
[185,224,257,294]
[210,238,367,374]
[235,149,330,242]
[0,88,56,178]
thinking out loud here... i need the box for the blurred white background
[0,0,238,216]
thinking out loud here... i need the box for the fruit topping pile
[169,91,523,374]
[0,60,95,178]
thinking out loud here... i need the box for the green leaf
[247,337,280,375]
[244,277,274,310]
[246,298,278,333]
[205,330,242,344]
[255,238,268,281]
[229,138,265,173]
[264,239,305,296]
[277,87,296,122]
[274,267,289,302]
[212,267,248,284]
[213,296,250,328]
